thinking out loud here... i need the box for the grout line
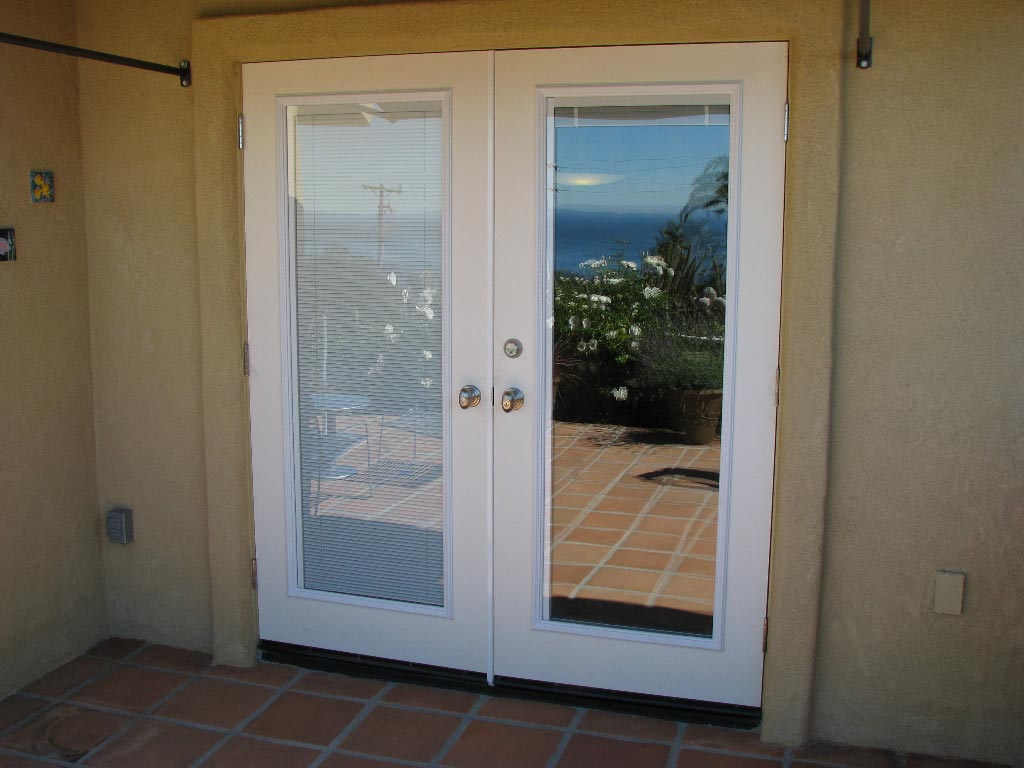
[427,694,485,766]
[545,706,584,768]
[306,680,396,768]
[189,666,308,767]
[664,721,687,768]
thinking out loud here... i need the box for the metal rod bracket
[857,0,873,69]
[0,31,192,87]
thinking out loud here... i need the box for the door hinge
[251,557,258,589]
[243,342,250,377]
[783,102,789,143]
[763,617,769,653]
[238,114,245,150]
[775,366,780,407]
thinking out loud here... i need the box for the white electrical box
[934,570,965,615]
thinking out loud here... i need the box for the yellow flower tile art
[30,170,54,203]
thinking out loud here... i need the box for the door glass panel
[546,100,729,636]
[288,100,445,607]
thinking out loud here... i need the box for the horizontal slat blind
[290,102,445,607]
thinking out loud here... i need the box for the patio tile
[86,638,145,660]
[904,757,1006,768]
[294,671,387,700]
[22,656,112,697]
[156,678,273,728]
[662,575,716,602]
[87,719,221,768]
[578,709,678,742]
[551,564,595,585]
[595,497,649,514]
[652,597,714,615]
[0,704,128,761]
[791,742,899,767]
[551,493,595,509]
[320,755,408,767]
[477,697,576,727]
[70,665,187,713]
[244,692,362,746]
[622,532,681,552]
[675,557,717,577]
[564,527,627,546]
[637,516,701,536]
[607,548,673,571]
[440,720,562,767]
[586,567,662,593]
[580,512,637,530]
[0,755,52,767]
[207,663,299,687]
[133,644,212,674]
[682,725,784,757]
[383,683,479,713]
[556,734,671,767]
[340,706,461,762]
[552,542,607,564]
[676,751,781,767]
[0,696,45,732]
[576,586,649,605]
[202,736,320,768]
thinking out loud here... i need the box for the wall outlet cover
[30,170,54,203]
[0,228,14,262]
[934,570,965,615]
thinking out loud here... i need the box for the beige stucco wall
[812,2,1024,763]
[75,1,215,653]
[0,0,106,696]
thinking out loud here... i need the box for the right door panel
[492,43,787,706]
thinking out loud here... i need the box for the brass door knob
[500,387,525,413]
[458,384,482,409]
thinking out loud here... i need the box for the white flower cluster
[610,386,628,401]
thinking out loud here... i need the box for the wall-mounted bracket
[857,0,873,69]
[0,31,191,87]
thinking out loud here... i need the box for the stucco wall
[813,2,1024,763]
[0,0,106,696]
[75,3,214,651]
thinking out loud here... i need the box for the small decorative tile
[0,228,14,262]
[30,171,54,203]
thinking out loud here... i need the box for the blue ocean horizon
[554,208,725,273]
[554,209,669,272]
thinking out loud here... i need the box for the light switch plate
[934,570,965,615]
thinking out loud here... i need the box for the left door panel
[243,53,492,672]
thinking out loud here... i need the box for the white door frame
[244,42,786,706]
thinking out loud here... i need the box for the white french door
[244,43,786,706]
[243,52,493,672]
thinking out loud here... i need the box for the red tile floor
[0,638,1005,768]
[550,422,721,635]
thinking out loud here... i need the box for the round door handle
[458,384,482,409]
[501,387,525,413]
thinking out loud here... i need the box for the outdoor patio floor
[0,639,1005,768]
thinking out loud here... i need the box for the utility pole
[362,183,401,267]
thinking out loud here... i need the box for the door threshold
[258,640,761,729]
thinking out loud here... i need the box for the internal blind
[289,100,445,607]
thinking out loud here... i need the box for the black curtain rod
[0,31,190,87]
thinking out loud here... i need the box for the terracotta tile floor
[0,639,1006,768]
[550,422,720,635]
